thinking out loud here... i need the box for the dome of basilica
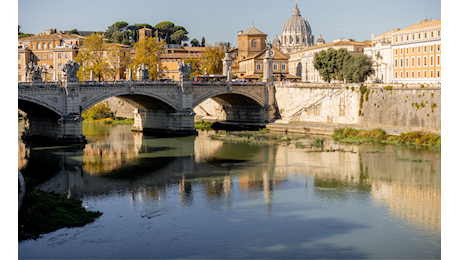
[279,3,314,53]
[282,4,311,34]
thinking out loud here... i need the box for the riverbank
[200,120,440,150]
[83,118,134,125]
[18,177,102,241]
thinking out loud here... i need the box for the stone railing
[276,82,441,89]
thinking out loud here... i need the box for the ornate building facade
[364,18,441,84]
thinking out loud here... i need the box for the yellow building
[392,18,441,83]
[160,46,206,81]
[237,23,267,62]
[239,47,294,81]
[18,32,85,81]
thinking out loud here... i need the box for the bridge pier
[22,113,86,144]
[132,108,197,136]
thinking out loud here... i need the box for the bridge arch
[82,90,179,113]
[193,90,266,122]
[18,94,63,117]
[193,90,264,109]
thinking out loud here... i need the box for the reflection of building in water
[371,183,440,232]
[359,148,441,232]
[193,131,223,163]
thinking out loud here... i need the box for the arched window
[43,43,47,49]
[49,42,52,49]
[37,43,41,49]
[251,40,257,48]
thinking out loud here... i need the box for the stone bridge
[18,80,277,144]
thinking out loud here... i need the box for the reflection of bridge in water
[19,128,440,232]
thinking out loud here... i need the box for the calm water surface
[18,122,441,259]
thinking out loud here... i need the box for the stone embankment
[105,82,441,135]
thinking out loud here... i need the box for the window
[437,45,440,51]
[437,55,440,65]
[438,30,440,37]
[18,64,21,69]
[424,71,427,78]
[32,44,35,50]
[437,71,440,77]
[424,57,427,66]
[412,72,414,78]
[424,33,427,38]
[424,46,427,53]
[430,71,433,78]
[418,34,421,39]
[49,43,52,49]
[418,46,420,53]
[49,54,52,59]
[418,57,421,67]
[281,63,286,71]
[406,35,409,41]
[42,55,45,60]
[406,58,408,67]
[65,53,68,58]
[58,63,62,69]
[412,58,415,67]
[37,54,40,60]
[400,36,403,41]
[395,49,398,55]
[430,56,433,66]
[394,59,398,68]
[431,45,433,52]
[406,72,409,78]
[400,58,403,68]
[58,53,61,58]
[43,43,47,49]
[418,71,421,78]
[401,72,403,78]
[412,34,415,40]
[256,63,261,71]
[38,43,41,49]
[395,72,398,78]
[251,40,257,48]
[431,32,434,37]
[406,48,409,54]
[412,47,415,54]
[273,62,278,71]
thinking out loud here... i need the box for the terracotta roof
[372,28,400,40]
[395,19,441,34]
[239,25,267,36]
[238,47,289,62]
[290,40,369,54]
[18,33,85,42]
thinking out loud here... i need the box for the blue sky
[18,0,441,46]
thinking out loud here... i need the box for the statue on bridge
[178,61,192,82]
[61,60,80,82]
[25,62,43,82]
[137,64,149,81]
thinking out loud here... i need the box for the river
[18,121,441,259]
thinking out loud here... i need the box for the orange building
[392,19,441,83]
[18,32,85,81]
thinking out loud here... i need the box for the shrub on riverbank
[195,120,213,130]
[82,102,134,124]
[18,178,102,241]
[332,127,440,148]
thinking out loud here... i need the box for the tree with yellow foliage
[129,37,166,80]
[200,44,226,75]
